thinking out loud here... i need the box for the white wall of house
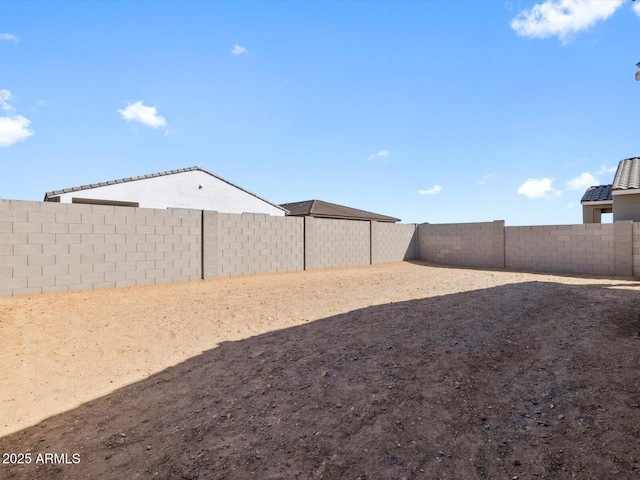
[52,170,286,216]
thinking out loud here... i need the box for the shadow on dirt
[1,280,639,479]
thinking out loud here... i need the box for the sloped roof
[581,184,612,203]
[44,166,288,213]
[280,199,400,223]
[612,157,640,191]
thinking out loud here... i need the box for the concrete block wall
[615,221,633,277]
[371,222,418,264]
[216,213,304,277]
[0,199,201,296]
[417,221,500,268]
[632,223,640,277]
[1,198,421,296]
[6,196,639,297]
[305,217,371,269]
[505,224,615,275]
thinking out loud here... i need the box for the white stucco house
[44,166,288,216]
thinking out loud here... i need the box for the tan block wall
[306,218,370,269]
[0,199,201,296]
[217,213,304,277]
[2,200,419,296]
[505,224,614,275]
[371,222,417,264]
[615,221,633,277]
[633,223,640,277]
[417,222,497,268]
[4,197,637,297]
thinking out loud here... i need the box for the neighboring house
[582,157,640,223]
[44,166,288,216]
[581,184,613,223]
[280,199,400,223]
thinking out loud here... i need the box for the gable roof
[44,166,288,213]
[581,184,612,203]
[280,199,400,223]
[612,157,640,191]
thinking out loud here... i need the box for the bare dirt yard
[1,261,640,479]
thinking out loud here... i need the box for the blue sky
[1,0,639,225]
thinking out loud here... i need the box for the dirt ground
[1,261,640,479]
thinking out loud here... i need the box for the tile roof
[581,184,612,203]
[280,199,400,223]
[44,166,288,213]
[612,157,640,190]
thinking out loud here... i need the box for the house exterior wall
[613,193,640,222]
[52,170,285,216]
[582,205,602,224]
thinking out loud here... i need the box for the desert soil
[1,261,640,479]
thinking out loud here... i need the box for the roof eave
[612,188,640,196]
[310,213,400,222]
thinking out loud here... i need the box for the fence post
[614,220,633,277]
[304,216,315,270]
[202,210,219,279]
[493,220,505,268]
[370,220,377,264]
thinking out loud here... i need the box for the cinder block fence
[0,200,418,296]
[418,220,634,277]
[2,199,638,297]
[1,200,203,296]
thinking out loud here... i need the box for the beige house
[582,157,640,223]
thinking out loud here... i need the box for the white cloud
[0,89,34,147]
[0,115,34,147]
[0,33,19,43]
[567,171,597,190]
[595,164,616,175]
[479,173,495,185]
[231,44,247,55]
[418,185,442,195]
[510,0,624,42]
[634,0,640,16]
[29,100,47,112]
[0,89,15,113]
[517,178,561,199]
[118,101,167,129]
[368,149,389,161]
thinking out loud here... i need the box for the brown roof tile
[280,199,400,222]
